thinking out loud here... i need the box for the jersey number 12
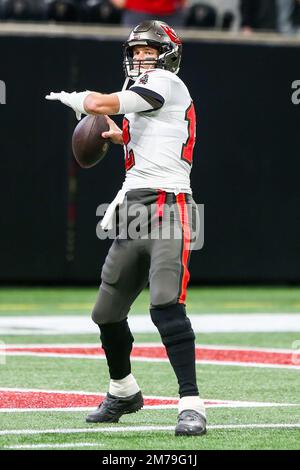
[181,102,196,165]
[123,117,135,171]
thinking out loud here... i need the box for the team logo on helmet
[160,25,182,45]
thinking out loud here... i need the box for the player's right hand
[45,91,90,121]
[102,115,124,145]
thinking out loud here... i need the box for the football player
[46,20,206,436]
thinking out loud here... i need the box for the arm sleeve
[114,70,170,114]
[114,90,155,114]
[128,86,165,110]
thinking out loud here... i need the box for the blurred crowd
[0,0,299,35]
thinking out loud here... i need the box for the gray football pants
[92,189,196,326]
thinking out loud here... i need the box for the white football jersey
[121,69,196,195]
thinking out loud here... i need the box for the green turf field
[2,286,300,315]
[0,287,300,450]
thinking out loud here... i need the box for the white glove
[45,90,91,120]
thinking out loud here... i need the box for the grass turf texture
[1,422,300,450]
[0,287,300,450]
[1,356,300,449]
[1,332,299,349]
[1,407,300,450]
[1,356,300,403]
[1,286,300,315]
[2,430,300,451]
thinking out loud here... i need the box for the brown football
[72,114,110,168]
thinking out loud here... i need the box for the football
[72,114,110,168]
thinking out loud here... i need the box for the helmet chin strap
[122,77,130,91]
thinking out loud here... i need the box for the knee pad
[92,282,128,326]
[150,303,195,347]
[150,271,179,308]
[91,283,112,325]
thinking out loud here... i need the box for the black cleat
[175,410,207,436]
[85,391,143,423]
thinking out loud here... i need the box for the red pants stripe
[176,193,191,304]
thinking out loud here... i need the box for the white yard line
[1,402,299,413]
[1,423,300,438]
[3,343,298,354]
[0,387,105,395]
[0,406,177,412]
[211,423,300,429]
[0,426,175,436]
[0,387,176,400]
[196,360,300,370]
[4,442,105,449]
[1,314,300,334]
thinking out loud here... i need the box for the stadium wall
[1,28,299,283]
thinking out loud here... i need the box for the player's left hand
[102,115,124,145]
[45,91,91,121]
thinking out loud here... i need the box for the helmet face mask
[124,46,161,79]
[123,20,182,81]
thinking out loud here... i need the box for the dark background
[1,35,299,283]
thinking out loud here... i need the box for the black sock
[150,303,199,398]
[99,318,134,380]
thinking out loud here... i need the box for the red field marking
[0,390,179,409]
[5,346,103,356]
[4,344,300,366]
[0,389,297,412]
[195,348,297,366]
